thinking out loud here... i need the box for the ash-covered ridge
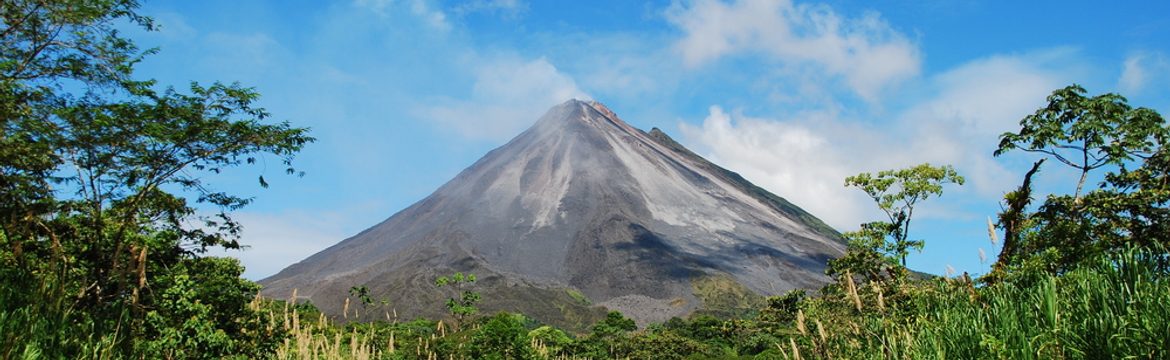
[261,99,845,327]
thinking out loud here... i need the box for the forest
[2,1,1167,359]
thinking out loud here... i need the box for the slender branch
[0,1,45,39]
[1075,139,1089,199]
[1023,148,1080,169]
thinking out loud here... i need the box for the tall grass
[6,250,1164,359]
[788,247,1170,359]
[0,270,124,359]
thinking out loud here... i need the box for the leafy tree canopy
[830,163,964,282]
[1,0,313,357]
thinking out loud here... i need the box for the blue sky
[129,0,1170,280]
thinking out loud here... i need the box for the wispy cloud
[665,0,920,101]
[416,56,590,141]
[205,211,353,280]
[453,0,527,18]
[353,0,450,31]
[1119,51,1169,95]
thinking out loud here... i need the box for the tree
[759,289,805,324]
[993,85,1169,274]
[995,84,1165,198]
[468,312,536,360]
[138,257,282,358]
[1,0,312,357]
[831,163,964,280]
[435,272,480,327]
[591,311,637,338]
[529,325,573,357]
[985,159,1044,283]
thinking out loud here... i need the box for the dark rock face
[260,100,845,327]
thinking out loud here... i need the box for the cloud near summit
[417,56,590,142]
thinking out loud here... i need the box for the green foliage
[830,163,964,280]
[529,325,572,356]
[236,246,1168,359]
[0,0,311,357]
[692,274,766,317]
[996,84,1166,197]
[467,312,536,360]
[759,289,805,324]
[435,272,480,327]
[787,247,1170,359]
[622,330,710,359]
[350,285,373,307]
[828,221,899,282]
[138,257,281,359]
[565,288,590,305]
[994,84,1170,275]
[592,311,637,338]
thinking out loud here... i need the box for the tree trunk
[988,159,1044,283]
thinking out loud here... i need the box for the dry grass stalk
[796,309,808,336]
[815,320,827,344]
[532,338,550,358]
[388,331,395,354]
[987,216,998,245]
[789,338,803,360]
[844,271,862,312]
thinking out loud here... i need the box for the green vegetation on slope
[239,247,1169,359]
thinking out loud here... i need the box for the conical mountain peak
[532,99,636,137]
[262,101,845,328]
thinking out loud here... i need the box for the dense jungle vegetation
[2,1,1167,359]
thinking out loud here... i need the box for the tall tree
[995,84,1165,198]
[435,272,481,329]
[1,0,313,357]
[993,84,1168,275]
[829,163,964,281]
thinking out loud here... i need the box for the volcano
[261,100,845,328]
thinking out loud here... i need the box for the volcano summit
[261,100,846,327]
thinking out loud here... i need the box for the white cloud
[1120,55,1148,93]
[898,52,1069,197]
[409,0,451,31]
[418,56,590,141]
[453,0,527,17]
[353,0,450,31]
[205,211,353,280]
[680,107,878,229]
[680,51,1075,230]
[665,0,920,101]
[1119,51,1168,95]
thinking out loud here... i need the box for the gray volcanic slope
[261,100,845,327]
